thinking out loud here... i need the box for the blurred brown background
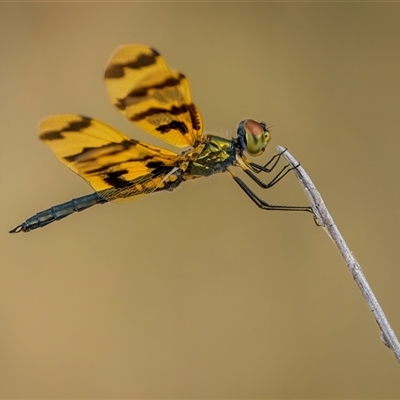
[1,2,400,398]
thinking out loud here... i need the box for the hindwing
[39,114,180,202]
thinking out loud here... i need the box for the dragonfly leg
[231,173,313,213]
[242,161,297,189]
[247,147,288,174]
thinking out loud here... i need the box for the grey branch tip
[277,145,400,363]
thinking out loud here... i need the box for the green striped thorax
[237,119,270,157]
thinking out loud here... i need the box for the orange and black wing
[39,115,180,202]
[104,44,203,148]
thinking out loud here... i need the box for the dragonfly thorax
[184,135,236,178]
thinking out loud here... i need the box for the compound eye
[242,119,270,156]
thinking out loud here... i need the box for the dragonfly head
[237,119,270,157]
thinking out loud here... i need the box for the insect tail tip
[9,225,23,234]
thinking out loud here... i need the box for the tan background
[1,2,400,398]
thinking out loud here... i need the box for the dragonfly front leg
[246,147,288,174]
[242,161,296,189]
[243,148,296,188]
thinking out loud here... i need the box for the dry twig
[278,145,400,363]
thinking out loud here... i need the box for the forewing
[104,44,203,148]
[39,114,179,202]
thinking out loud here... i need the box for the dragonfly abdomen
[9,193,108,233]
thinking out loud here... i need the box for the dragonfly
[10,44,313,234]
